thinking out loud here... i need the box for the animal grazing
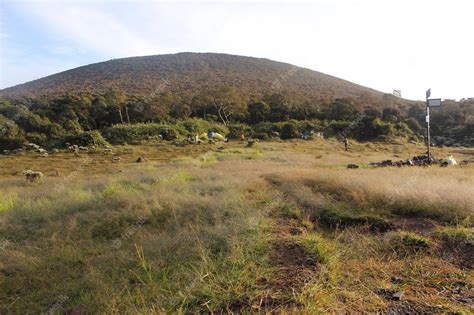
[23,170,44,183]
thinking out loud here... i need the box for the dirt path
[263,217,318,310]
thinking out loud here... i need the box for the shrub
[177,118,228,136]
[25,132,49,146]
[64,130,109,147]
[326,121,351,138]
[102,123,182,144]
[227,123,252,139]
[280,122,300,139]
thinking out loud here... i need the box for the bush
[280,122,300,139]
[325,121,351,138]
[64,130,109,147]
[177,118,228,136]
[103,123,182,144]
[254,133,269,141]
[227,123,252,139]
[25,132,49,146]
[0,116,25,149]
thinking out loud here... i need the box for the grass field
[0,139,473,314]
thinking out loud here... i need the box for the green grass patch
[0,192,16,212]
[315,206,392,232]
[297,233,334,264]
[401,232,430,248]
[434,226,473,243]
[102,183,124,198]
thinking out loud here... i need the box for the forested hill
[1,52,386,103]
[1,52,472,149]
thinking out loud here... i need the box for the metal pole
[426,100,431,163]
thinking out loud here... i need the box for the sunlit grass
[0,141,472,313]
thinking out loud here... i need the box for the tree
[325,99,358,121]
[248,101,270,124]
[104,89,127,124]
[208,86,245,125]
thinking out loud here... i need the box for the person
[343,137,349,151]
[240,133,245,141]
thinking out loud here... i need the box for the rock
[136,156,147,163]
[26,143,40,150]
[347,164,359,169]
[381,160,393,167]
[391,291,404,301]
[173,140,186,147]
[391,276,403,284]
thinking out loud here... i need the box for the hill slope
[0,52,386,102]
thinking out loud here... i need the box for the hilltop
[1,52,387,103]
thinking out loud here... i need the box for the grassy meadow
[0,139,473,314]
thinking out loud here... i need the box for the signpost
[425,89,442,163]
[427,99,442,107]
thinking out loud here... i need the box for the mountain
[0,52,388,103]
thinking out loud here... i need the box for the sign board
[426,88,431,99]
[427,98,442,107]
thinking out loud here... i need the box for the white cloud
[16,2,167,58]
[1,0,473,99]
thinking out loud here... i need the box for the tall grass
[0,149,274,313]
[0,141,472,313]
[268,167,474,225]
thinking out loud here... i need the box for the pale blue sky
[1,0,473,100]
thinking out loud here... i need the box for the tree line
[0,86,472,149]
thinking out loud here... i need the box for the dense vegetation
[0,88,472,149]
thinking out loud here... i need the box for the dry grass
[269,166,473,224]
[0,140,472,313]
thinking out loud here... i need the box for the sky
[0,0,473,101]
